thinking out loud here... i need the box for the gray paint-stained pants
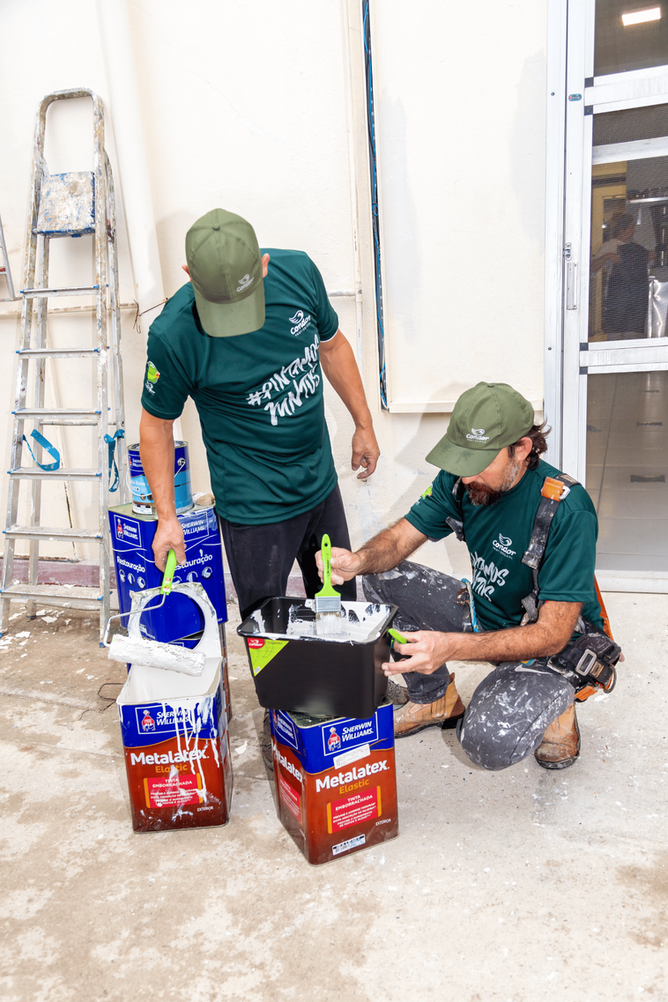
[363,561,575,771]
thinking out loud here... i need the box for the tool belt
[545,621,621,695]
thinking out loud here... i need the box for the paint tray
[237,598,397,719]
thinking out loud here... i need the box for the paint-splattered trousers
[363,561,576,771]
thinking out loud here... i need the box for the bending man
[139,208,379,618]
[322,382,619,771]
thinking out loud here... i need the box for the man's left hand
[382,631,453,675]
[352,426,380,479]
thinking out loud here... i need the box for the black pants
[364,561,575,771]
[218,484,356,621]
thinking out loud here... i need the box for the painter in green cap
[318,381,619,773]
[138,206,379,642]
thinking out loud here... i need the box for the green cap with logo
[185,208,265,337]
[425,382,535,476]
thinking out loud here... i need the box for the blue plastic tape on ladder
[105,429,125,492]
[22,429,60,471]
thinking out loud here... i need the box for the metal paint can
[127,441,193,515]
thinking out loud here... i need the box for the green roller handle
[388,627,408,646]
[160,550,178,595]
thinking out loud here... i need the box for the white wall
[0,0,549,583]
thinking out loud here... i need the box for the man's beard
[465,459,521,507]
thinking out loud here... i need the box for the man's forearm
[442,622,567,662]
[319,332,374,431]
[139,413,176,519]
[354,519,427,575]
[439,599,582,663]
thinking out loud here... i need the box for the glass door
[562,0,668,590]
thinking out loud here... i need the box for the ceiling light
[621,7,662,26]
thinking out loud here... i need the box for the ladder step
[35,172,95,237]
[21,286,100,297]
[9,468,102,480]
[15,408,101,418]
[17,348,101,358]
[4,526,103,541]
[0,583,103,609]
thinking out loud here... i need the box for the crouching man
[321,382,620,771]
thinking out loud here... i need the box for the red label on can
[327,787,381,833]
[144,773,202,809]
[247,638,265,648]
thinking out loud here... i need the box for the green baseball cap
[425,382,535,476]
[185,208,265,337]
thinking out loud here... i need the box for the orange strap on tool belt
[520,472,578,624]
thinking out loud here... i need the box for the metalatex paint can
[128,441,193,516]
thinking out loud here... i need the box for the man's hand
[315,519,427,584]
[315,546,362,584]
[351,425,380,480]
[382,631,453,676]
[152,516,187,572]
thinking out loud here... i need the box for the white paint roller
[108,634,206,676]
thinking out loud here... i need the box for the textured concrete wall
[0,0,548,581]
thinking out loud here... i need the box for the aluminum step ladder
[0,88,127,641]
[0,213,16,301]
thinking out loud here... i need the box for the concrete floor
[1,591,667,1002]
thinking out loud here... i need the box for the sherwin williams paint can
[128,441,193,515]
[270,701,398,864]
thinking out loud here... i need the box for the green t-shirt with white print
[405,459,603,632]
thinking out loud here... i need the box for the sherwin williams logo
[492,533,516,557]
[141,710,156,731]
[146,361,160,383]
[237,274,253,292]
[327,727,342,751]
[466,427,489,442]
[289,310,312,336]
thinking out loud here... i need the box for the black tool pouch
[546,623,622,693]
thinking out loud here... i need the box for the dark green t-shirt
[141,249,339,524]
[405,459,603,632]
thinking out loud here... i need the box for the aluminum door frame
[555,0,668,482]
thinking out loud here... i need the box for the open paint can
[128,441,193,516]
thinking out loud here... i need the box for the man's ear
[261,253,270,278]
[517,437,533,462]
[182,264,191,278]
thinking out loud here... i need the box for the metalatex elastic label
[247,637,288,675]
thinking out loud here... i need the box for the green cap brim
[194,280,265,337]
[425,435,503,476]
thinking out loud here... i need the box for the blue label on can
[270,702,394,774]
[128,442,192,514]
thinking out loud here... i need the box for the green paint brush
[314,534,342,629]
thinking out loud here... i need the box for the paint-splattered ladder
[0,89,128,643]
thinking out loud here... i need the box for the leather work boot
[534,702,580,770]
[386,679,410,706]
[394,673,466,738]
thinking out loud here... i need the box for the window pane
[587,370,668,573]
[593,104,668,146]
[589,153,668,342]
[595,0,668,76]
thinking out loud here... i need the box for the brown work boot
[534,702,580,770]
[394,673,465,738]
